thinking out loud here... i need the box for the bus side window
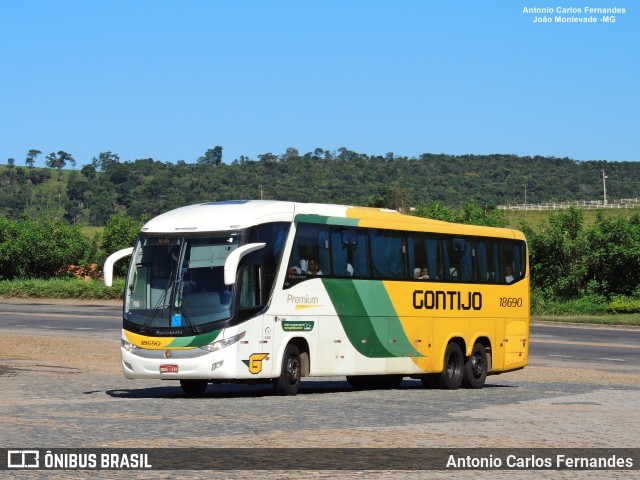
[442,237,459,281]
[476,238,503,283]
[409,233,441,281]
[248,222,290,295]
[285,223,330,287]
[502,240,527,283]
[238,264,262,310]
[330,228,369,278]
[370,229,405,279]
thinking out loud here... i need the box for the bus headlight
[121,339,140,353]
[199,332,246,352]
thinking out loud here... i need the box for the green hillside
[1,150,639,227]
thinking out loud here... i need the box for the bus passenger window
[501,240,526,284]
[370,230,404,279]
[330,228,369,278]
[285,223,330,287]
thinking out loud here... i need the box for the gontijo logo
[413,290,482,311]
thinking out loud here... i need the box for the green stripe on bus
[322,278,391,357]
[353,281,423,358]
[323,279,422,358]
[294,214,359,226]
[167,330,221,348]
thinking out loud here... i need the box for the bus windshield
[125,233,242,331]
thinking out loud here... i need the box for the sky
[1,1,638,168]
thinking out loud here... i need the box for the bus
[104,200,529,396]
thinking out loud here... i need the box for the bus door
[236,263,274,379]
[494,317,528,370]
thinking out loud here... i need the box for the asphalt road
[1,299,639,478]
[0,299,638,368]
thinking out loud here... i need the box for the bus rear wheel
[180,379,208,396]
[273,344,301,396]
[438,342,464,390]
[463,343,488,389]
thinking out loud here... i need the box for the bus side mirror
[103,247,134,287]
[224,243,266,285]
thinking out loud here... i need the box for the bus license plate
[160,364,179,373]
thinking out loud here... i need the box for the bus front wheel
[438,342,464,390]
[463,343,487,389]
[274,344,301,396]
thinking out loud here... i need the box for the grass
[503,208,640,231]
[532,314,640,327]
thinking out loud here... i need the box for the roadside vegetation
[2,153,640,324]
[1,201,640,325]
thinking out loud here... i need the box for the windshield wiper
[174,278,201,335]
[140,270,174,334]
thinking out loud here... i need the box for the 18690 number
[500,297,523,308]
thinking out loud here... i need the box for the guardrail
[498,199,640,211]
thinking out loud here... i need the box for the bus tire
[274,343,301,396]
[180,379,208,396]
[463,343,488,389]
[438,342,464,390]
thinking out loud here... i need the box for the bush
[0,216,97,280]
[0,277,125,299]
[531,288,609,315]
[99,214,140,276]
[607,298,640,314]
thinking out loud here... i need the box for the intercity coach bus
[104,200,529,396]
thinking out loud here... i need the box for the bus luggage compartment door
[498,318,528,370]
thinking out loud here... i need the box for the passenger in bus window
[504,265,514,284]
[415,266,430,280]
[307,259,323,276]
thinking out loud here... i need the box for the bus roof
[140,200,524,240]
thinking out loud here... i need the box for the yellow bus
[104,200,529,395]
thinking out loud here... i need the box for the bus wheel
[438,342,464,390]
[274,344,301,396]
[463,343,488,389]
[180,379,208,396]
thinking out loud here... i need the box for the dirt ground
[2,326,640,479]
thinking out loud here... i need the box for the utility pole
[601,170,608,206]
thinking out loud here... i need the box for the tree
[283,147,299,160]
[583,213,640,297]
[92,151,120,172]
[527,207,586,299]
[100,213,140,276]
[366,183,410,212]
[258,153,278,163]
[197,146,223,165]
[26,149,41,168]
[7,158,15,168]
[45,151,74,172]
